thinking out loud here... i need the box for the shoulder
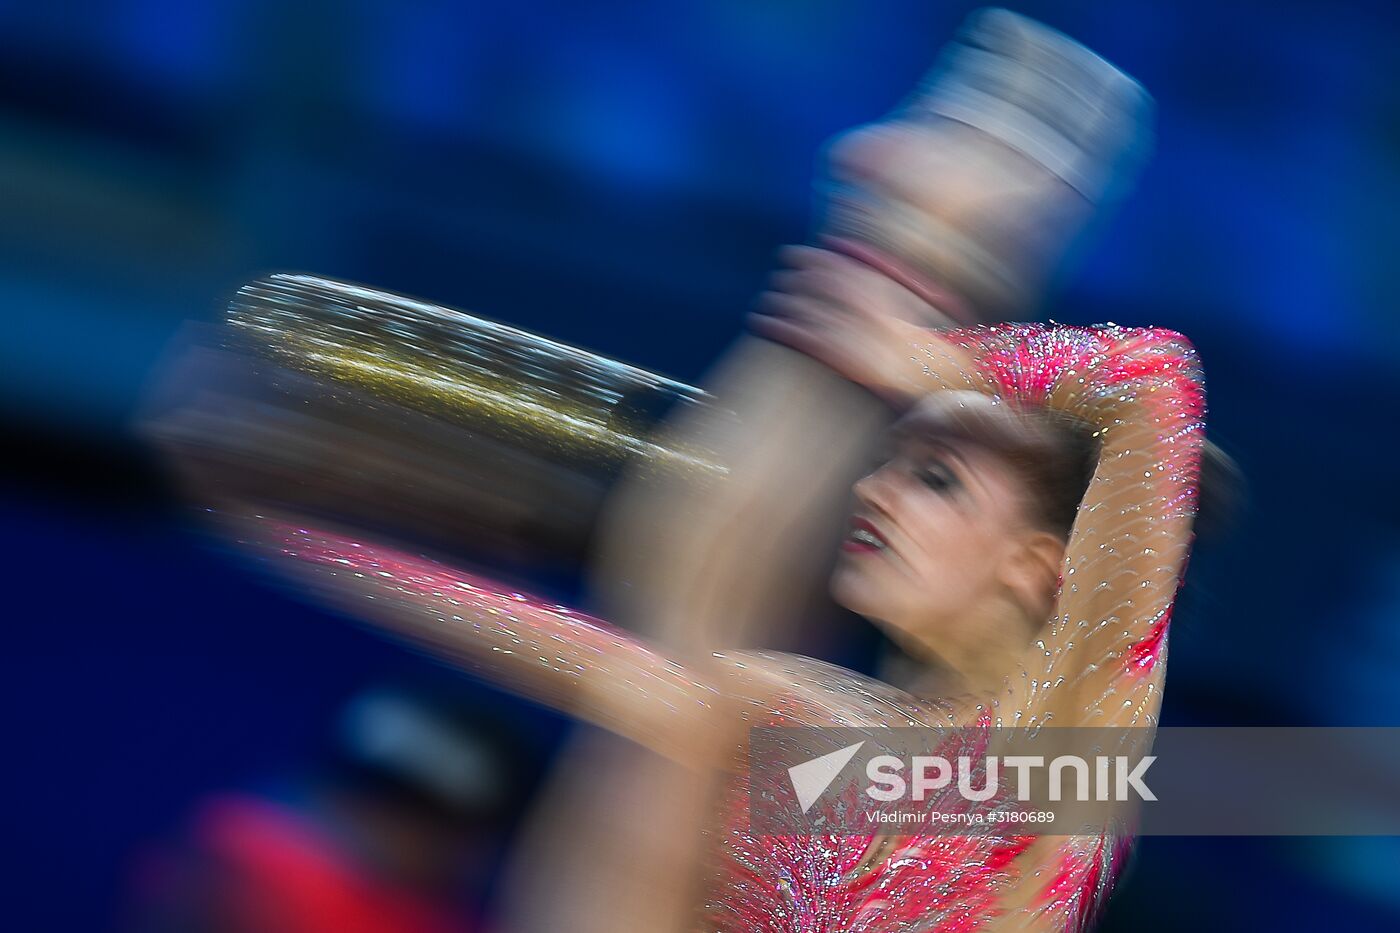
[708,649,956,728]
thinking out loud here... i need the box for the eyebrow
[901,438,974,483]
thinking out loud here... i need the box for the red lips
[842,515,889,553]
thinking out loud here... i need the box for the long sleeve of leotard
[222,511,742,765]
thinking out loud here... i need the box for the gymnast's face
[830,423,1059,663]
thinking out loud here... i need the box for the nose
[853,461,899,514]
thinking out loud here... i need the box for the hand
[817,117,1084,324]
[750,244,952,406]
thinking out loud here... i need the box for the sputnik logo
[787,741,865,813]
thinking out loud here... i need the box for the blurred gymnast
[210,10,1205,932]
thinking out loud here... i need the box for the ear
[998,530,1066,628]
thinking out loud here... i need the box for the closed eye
[914,460,960,494]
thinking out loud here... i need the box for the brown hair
[894,392,1100,540]
[896,392,1239,541]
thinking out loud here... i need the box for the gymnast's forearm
[221,510,744,764]
[1043,330,1205,725]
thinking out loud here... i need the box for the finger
[777,243,871,281]
[823,260,939,326]
[796,244,866,277]
[768,268,863,315]
[753,295,858,365]
[765,268,809,298]
[747,312,854,376]
[747,310,821,353]
[755,290,845,331]
[775,244,826,271]
[792,263,891,322]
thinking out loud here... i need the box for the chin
[830,563,889,620]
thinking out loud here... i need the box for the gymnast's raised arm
[901,324,1206,728]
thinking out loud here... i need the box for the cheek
[902,511,1004,598]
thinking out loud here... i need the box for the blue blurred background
[3,1,1398,929]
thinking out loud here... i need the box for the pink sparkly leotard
[227,323,1205,931]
